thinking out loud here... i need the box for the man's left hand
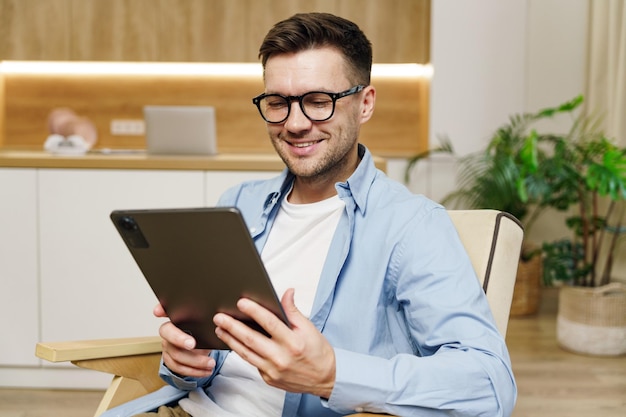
[213,288,335,398]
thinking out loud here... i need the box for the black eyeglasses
[252,85,365,124]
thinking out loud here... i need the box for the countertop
[0,149,287,171]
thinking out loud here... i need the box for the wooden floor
[506,289,626,417]
[1,289,625,417]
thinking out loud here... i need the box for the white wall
[393,0,590,245]
[393,0,626,281]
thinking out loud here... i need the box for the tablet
[110,207,288,349]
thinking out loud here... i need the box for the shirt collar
[337,144,377,215]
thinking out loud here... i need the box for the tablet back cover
[110,207,287,349]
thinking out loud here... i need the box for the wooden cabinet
[0,0,430,64]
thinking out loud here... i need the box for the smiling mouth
[290,140,322,148]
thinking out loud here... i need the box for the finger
[213,311,268,364]
[214,320,264,365]
[159,320,196,350]
[161,346,215,378]
[153,303,167,318]
[213,310,268,348]
[236,297,291,340]
[159,321,214,377]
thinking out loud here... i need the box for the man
[138,12,516,417]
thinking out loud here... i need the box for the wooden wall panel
[71,0,160,61]
[2,72,269,152]
[338,0,431,63]
[1,67,429,156]
[222,0,431,64]
[154,0,250,62]
[0,73,4,147]
[0,0,72,60]
[0,0,430,63]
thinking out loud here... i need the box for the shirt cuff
[326,348,391,414]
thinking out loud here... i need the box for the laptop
[110,206,289,349]
[143,105,217,155]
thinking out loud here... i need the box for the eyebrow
[264,87,343,95]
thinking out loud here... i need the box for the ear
[359,85,376,124]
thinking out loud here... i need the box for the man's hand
[213,288,336,398]
[155,304,216,378]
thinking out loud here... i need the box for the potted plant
[410,94,626,352]
[525,105,626,356]
[432,97,587,316]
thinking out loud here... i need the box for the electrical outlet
[110,119,145,136]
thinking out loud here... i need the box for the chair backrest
[448,210,524,336]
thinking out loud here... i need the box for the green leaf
[535,95,584,118]
[586,147,626,200]
[519,130,539,173]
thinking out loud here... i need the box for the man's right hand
[154,303,216,378]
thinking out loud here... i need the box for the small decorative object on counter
[44,108,98,155]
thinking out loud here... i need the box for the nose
[283,101,312,133]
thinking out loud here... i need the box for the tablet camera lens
[116,215,149,248]
[119,216,138,231]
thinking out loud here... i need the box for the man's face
[262,47,371,183]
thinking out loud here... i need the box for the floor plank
[507,288,626,417]
[0,388,103,417]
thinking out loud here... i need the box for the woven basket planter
[557,282,626,356]
[510,247,542,316]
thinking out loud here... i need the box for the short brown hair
[258,12,372,86]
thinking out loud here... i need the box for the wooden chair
[36,209,523,417]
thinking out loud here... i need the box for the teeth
[293,141,317,148]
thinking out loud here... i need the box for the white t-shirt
[180,194,345,416]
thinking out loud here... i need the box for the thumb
[281,288,303,322]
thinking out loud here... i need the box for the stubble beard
[272,129,358,183]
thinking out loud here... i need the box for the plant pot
[510,246,542,316]
[557,282,626,356]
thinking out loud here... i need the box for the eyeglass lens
[258,92,335,123]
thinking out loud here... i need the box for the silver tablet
[110,207,288,349]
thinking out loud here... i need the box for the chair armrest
[37,336,166,412]
[35,336,162,362]
[35,338,392,416]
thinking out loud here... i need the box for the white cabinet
[38,169,206,342]
[0,166,281,387]
[204,170,279,205]
[0,169,39,366]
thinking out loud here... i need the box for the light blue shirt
[160,144,517,417]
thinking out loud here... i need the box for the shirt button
[355,407,364,413]
[249,227,256,234]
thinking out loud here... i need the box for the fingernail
[184,338,195,349]
[237,298,251,309]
